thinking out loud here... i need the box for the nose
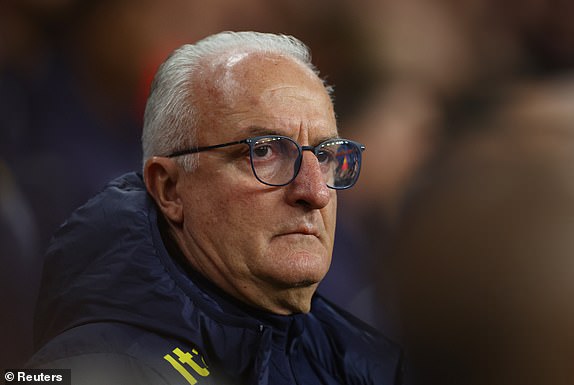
[285,151,332,209]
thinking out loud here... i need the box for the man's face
[175,53,338,314]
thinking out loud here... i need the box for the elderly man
[28,32,403,384]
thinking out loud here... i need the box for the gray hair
[141,31,329,171]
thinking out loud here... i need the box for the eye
[253,144,273,159]
[316,147,336,164]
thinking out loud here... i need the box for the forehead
[193,51,337,140]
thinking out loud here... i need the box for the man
[28,31,403,384]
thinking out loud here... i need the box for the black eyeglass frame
[167,135,366,190]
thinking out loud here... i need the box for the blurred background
[1,0,573,371]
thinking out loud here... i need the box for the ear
[144,157,184,224]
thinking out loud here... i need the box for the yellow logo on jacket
[164,347,210,384]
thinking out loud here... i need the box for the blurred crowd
[1,0,574,374]
[389,125,574,385]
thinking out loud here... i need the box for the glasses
[167,135,365,190]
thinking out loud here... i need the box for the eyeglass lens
[249,137,361,189]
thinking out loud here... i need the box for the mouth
[280,225,320,238]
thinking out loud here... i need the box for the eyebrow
[244,125,279,137]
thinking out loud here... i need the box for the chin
[291,279,319,288]
[269,263,329,290]
[257,246,331,287]
[254,255,328,314]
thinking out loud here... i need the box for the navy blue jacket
[28,173,403,384]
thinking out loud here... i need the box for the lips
[281,223,320,238]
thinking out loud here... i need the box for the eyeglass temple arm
[167,139,247,158]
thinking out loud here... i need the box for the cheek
[324,195,338,243]
[189,186,272,245]
[180,182,234,240]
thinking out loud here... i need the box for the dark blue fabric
[29,172,403,384]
